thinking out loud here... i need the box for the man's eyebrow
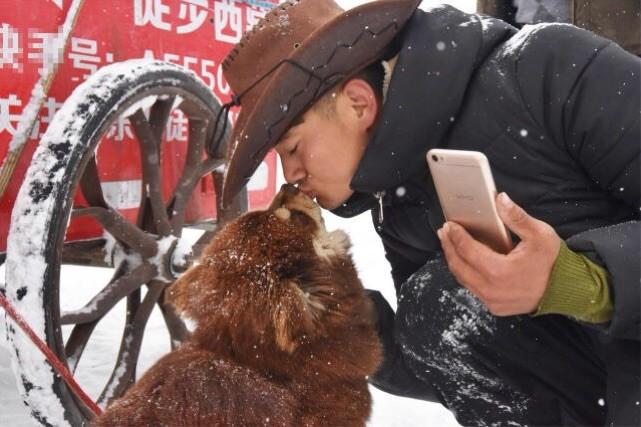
[282,115,305,140]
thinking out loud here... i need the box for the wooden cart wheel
[4,60,246,426]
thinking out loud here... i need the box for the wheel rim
[55,87,230,413]
[4,61,249,426]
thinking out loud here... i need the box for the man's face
[274,79,378,210]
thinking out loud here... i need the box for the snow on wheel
[5,59,246,426]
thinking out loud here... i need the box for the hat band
[208,58,326,157]
[209,20,400,160]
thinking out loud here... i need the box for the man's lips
[298,187,316,199]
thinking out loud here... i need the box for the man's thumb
[496,193,536,239]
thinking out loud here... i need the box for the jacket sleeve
[516,24,640,340]
[565,222,640,340]
[382,239,426,292]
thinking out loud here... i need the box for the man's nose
[281,156,307,185]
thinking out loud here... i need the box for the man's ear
[341,78,379,130]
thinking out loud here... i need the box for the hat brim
[221,0,421,207]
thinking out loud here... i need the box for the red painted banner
[0,0,279,252]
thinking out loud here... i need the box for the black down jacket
[332,3,640,400]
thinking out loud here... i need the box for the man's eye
[289,144,298,155]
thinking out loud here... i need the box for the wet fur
[93,188,382,426]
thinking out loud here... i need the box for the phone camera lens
[432,154,439,162]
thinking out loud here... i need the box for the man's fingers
[445,222,504,276]
[496,193,539,240]
[438,226,487,295]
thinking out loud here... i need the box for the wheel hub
[106,234,191,283]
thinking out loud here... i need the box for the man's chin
[316,194,351,211]
[315,195,334,210]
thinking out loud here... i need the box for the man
[218,0,640,425]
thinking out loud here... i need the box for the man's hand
[437,192,562,316]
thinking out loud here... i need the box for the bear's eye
[289,210,309,223]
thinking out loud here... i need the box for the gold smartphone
[427,149,513,254]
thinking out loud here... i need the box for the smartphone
[427,149,513,254]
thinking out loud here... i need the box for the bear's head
[168,184,372,356]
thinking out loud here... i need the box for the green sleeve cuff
[533,242,613,324]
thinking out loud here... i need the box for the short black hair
[311,61,385,118]
[355,61,385,101]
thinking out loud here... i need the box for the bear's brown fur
[92,185,382,426]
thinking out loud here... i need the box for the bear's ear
[273,207,291,221]
[273,282,328,353]
[166,265,199,314]
[166,264,218,322]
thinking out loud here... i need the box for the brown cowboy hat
[220,0,422,206]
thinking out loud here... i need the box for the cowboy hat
[220,0,422,206]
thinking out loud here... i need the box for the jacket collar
[332,5,515,219]
[349,5,515,194]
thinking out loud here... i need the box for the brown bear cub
[93,184,382,426]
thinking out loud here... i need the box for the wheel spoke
[64,320,99,374]
[167,115,227,235]
[213,170,248,225]
[71,206,158,258]
[148,97,174,142]
[189,229,217,260]
[79,155,108,208]
[169,228,217,275]
[168,158,225,236]
[125,289,141,387]
[61,263,157,325]
[163,111,226,235]
[62,239,109,268]
[200,157,226,175]
[63,264,128,371]
[130,109,172,237]
[183,118,208,170]
[98,281,166,405]
[166,118,207,234]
